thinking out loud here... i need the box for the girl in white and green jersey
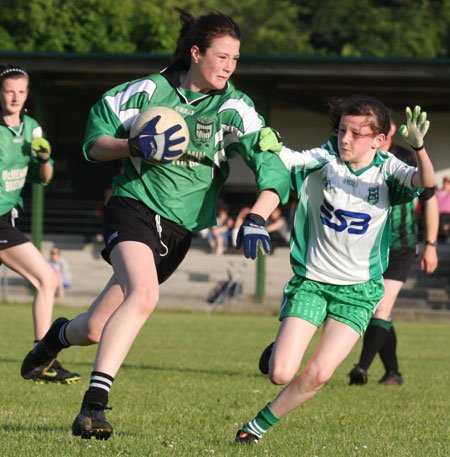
[0,64,79,384]
[21,8,289,440]
[236,96,436,444]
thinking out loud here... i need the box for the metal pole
[255,252,266,303]
[2,264,8,302]
[31,84,45,250]
[31,184,44,249]
[254,95,270,303]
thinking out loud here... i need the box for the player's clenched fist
[236,213,272,259]
[128,116,186,164]
[31,137,51,163]
[259,127,283,154]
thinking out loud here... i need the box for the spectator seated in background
[436,176,450,242]
[207,204,234,255]
[49,245,71,298]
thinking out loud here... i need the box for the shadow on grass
[1,357,263,378]
[0,421,191,443]
[0,423,69,433]
[121,362,262,378]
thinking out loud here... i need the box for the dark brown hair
[328,95,391,136]
[173,8,241,68]
[0,64,29,87]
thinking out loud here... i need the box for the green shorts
[279,276,385,336]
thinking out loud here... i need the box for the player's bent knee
[33,267,59,293]
[269,366,297,385]
[85,327,102,344]
[373,310,391,321]
[306,364,334,387]
[84,320,104,344]
[132,288,159,315]
[43,268,60,291]
[315,369,333,386]
[270,374,291,386]
[373,304,393,321]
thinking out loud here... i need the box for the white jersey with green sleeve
[83,64,290,232]
[0,115,53,216]
[280,136,421,285]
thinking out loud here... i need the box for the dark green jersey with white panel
[0,115,53,215]
[83,63,289,232]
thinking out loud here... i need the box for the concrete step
[1,235,449,317]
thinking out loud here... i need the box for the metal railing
[20,197,103,237]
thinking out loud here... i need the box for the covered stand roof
[1,52,449,234]
[2,52,450,112]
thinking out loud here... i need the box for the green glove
[31,137,51,163]
[399,106,430,150]
[259,127,283,154]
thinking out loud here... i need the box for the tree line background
[0,0,449,58]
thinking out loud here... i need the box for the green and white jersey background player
[0,115,53,216]
[83,64,290,232]
[280,136,421,285]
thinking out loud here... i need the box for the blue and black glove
[128,115,186,163]
[236,213,272,259]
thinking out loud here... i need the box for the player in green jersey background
[22,8,289,440]
[0,64,79,384]
[235,95,436,444]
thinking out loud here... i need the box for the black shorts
[0,210,29,251]
[383,248,417,282]
[101,196,192,284]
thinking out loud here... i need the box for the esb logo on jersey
[320,199,371,235]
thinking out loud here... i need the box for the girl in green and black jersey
[22,9,289,439]
[0,64,79,384]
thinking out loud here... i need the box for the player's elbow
[413,171,435,189]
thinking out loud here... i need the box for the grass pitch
[0,302,448,457]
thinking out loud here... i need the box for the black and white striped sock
[89,371,114,392]
[81,371,114,408]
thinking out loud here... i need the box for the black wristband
[128,137,141,157]
[269,127,282,143]
[246,213,266,225]
[37,157,49,164]
[412,144,424,151]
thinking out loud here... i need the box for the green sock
[370,317,393,331]
[243,403,280,438]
